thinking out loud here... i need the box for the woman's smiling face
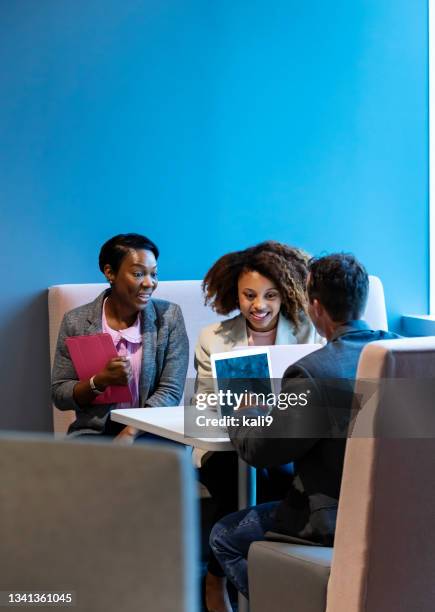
[105,249,158,312]
[237,270,282,332]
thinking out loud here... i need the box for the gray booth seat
[0,436,199,612]
[249,542,331,612]
[248,336,435,612]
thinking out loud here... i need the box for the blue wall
[0,0,428,431]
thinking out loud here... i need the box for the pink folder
[65,333,133,405]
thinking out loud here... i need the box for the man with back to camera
[208,253,400,608]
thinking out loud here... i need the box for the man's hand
[235,394,267,411]
[113,426,138,445]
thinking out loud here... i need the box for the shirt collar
[118,316,142,344]
[330,319,370,341]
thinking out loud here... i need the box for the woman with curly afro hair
[196,240,320,612]
[195,240,317,382]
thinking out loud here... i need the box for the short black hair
[307,253,369,322]
[98,233,159,273]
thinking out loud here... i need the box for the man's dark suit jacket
[227,320,399,545]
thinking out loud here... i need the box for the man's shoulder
[283,343,332,379]
[283,328,400,380]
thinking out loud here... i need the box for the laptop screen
[211,349,273,415]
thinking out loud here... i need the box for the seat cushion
[248,541,331,612]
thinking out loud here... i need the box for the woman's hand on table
[113,426,138,445]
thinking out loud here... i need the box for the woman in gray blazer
[52,233,188,442]
[196,241,319,611]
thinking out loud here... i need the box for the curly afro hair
[203,241,310,330]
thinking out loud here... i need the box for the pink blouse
[102,299,142,409]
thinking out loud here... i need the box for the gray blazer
[51,290,189,436]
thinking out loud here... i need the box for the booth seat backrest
[0,435,198,612]
[326,337,435,612]
[48,276,388,434]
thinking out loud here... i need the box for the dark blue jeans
[209,501,279,599]
[199,451,293,577]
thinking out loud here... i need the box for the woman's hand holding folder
[66,334,134,407]
[97,359,138,444]
[71,355,133,407]
[93,356,133,390]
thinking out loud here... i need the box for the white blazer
[192,312,318,466]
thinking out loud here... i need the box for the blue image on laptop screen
[215,353,270,380]
[214,353,272,416]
